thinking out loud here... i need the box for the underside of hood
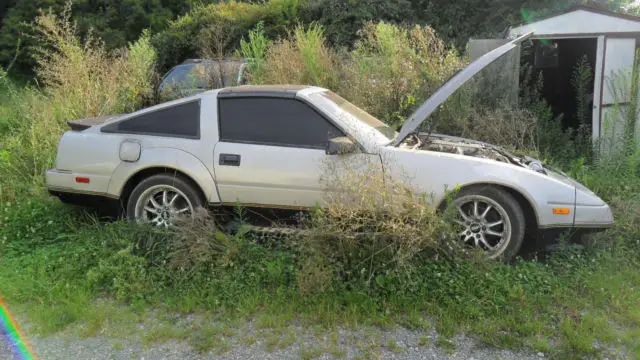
[392,32,533,147]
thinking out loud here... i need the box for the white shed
[506,6,640,143]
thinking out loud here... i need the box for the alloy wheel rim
[452,195,512,259]
[134,185,193,227]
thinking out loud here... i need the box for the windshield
[317,91,397,141]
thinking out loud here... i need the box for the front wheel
[450,186,526,260]
[126,174,204,227]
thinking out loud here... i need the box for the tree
[0,0,66,74]
[409,0,635,49]
[0,0,18,24]
[0,0,190,75]
[302,0,415,48]
[151,1,302,72]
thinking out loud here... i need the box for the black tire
[450,185,526,261]
[126,173,204,224]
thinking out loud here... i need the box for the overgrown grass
[0,4,156,198]
[1,192,639,358]
[1,8,640,360]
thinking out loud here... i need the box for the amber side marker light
[553,208,571,215]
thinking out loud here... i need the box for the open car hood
[392,32,533,146]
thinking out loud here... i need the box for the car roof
[217,85,315,98]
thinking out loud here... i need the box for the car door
[212,96,368,208]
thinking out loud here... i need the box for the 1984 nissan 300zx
[45,33,614,260]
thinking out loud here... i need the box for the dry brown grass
[438,105,539,150]
[341,23,463,126]
[295,156,449,290]
[34,3,156,118]
[169,208,246,270]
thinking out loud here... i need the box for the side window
[102,100,200,138]
[218,98,345,149]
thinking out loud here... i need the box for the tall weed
[295,157,450,294]
[0,5,156,197]
[239,21,270,84]
[263,24,340,89]
[342,22,463,126]
[251,21,463,127]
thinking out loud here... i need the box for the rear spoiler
[67,115,120,131]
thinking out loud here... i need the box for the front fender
[107,147,220,203]
[380,147,576,228]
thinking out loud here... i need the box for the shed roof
[509,6,640,38]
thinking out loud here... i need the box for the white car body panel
[379,147,575,228]
[213,141,379,207]
[45,34,614,234]
[108,146,220,203]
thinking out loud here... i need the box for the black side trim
[49,190,122,217]
[536,226,610,250]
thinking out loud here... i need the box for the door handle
[219,153,241,166]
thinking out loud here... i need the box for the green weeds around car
[1,7,640,360]
[1,190,639,359]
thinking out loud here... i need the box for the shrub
[0,66,20,134]
[439,105,539,150]
[34,6,156,116]
[301,0,414,48]
[343,22,463,126]
[340,22,421,127]
[151,0,302,72]
[295,156,451,293]
[262,23,340,89]
[166,209,249,272]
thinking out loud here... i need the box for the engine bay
[400,133,512,163]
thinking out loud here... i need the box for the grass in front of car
[1,190,639,359]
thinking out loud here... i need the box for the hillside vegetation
[0,2,639,359]
[1,0,638,75]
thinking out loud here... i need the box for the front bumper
[574,203,615,229]
[536,202,614,250]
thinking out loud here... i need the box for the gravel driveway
[1,319,547,360]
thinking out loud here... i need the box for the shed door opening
[522,38,598,134]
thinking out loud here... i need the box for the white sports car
[45,33,614,259]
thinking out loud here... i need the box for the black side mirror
[326,136,357,155]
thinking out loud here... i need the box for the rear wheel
[450,186,526,260]
[126,174,204,227]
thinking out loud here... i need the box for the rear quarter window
[101,100,201,139]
